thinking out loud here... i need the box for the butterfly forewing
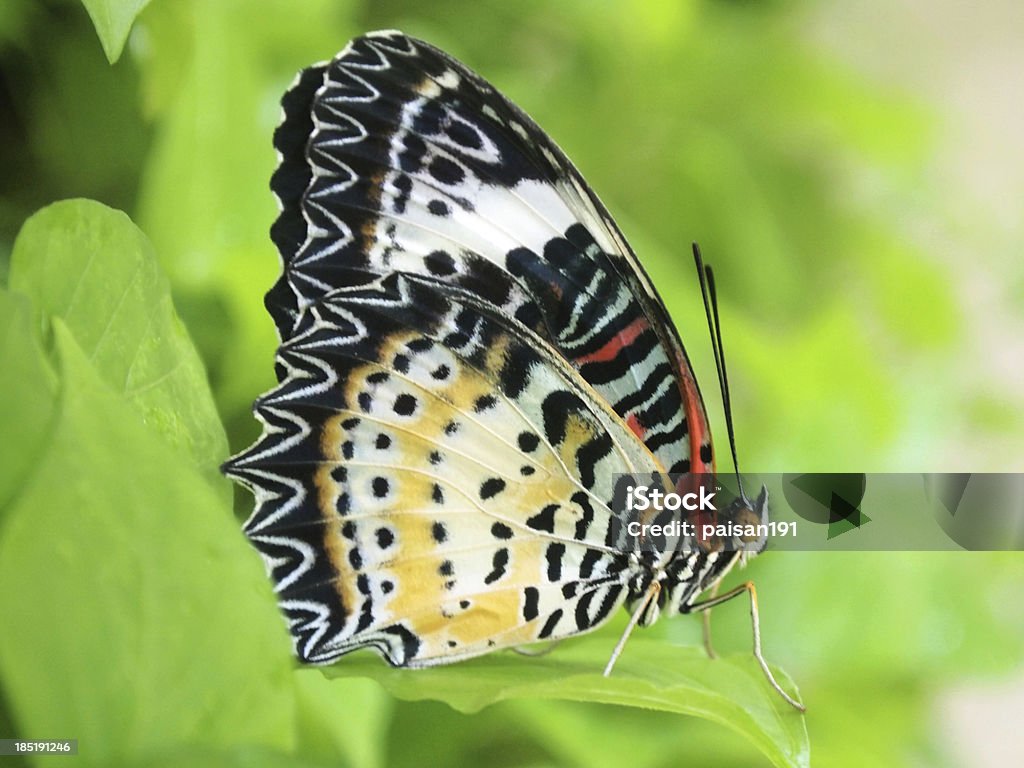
[266,31,713,477]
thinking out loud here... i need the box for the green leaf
[132,0,354,436]
[293,672,391,768]
[133,745,334,768]
[79,0,151,63]
[0,289,58,516]
[322,636,808,768]
[0,323,295,766]
[0,0,34,48]
[9,200,228,492]
[504,698,774,768]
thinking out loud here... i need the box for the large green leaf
[0,290,58,515]
[0,323,295,766]
[293,672,391,768]
[79,0,151,63]
[9,199,228,493]
[0,200,299,765]
[322,636,809,768]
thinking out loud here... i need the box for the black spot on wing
[572,492,597,541]
[432,521,448,543]
[545,543,565,582]
[523,586,539,621]
[399,133,428,173]
[526,504,558,534]
[446,118,483,150]
[355,598,374,632]
[407,337,434,353]
[500,343,535,399]
[574,590,595,630]
[572,583,624,632]
[593,585,623,626]
[382,624,421,664]
[394,393,417,416]
[538,609,563,639]
[575,432,612,489]
[356,573,371,595]
[484,548,510,584]
[429,156,465,185]
[579,548,601,579]
[518,431,540,452]
[425,250,456,276]
[480,478,506,500]
[474,394,497,412]
[541,390,586,445]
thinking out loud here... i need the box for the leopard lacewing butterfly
[223,30,803,712]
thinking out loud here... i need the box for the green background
[1,1,1022,766]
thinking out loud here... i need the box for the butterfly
[223,30,803,711]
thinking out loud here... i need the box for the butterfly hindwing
[226,273,667,665]
[268,30,713,476]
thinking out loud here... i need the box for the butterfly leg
[701,581,721,660]
[603,580,661,677]
[688,581,806,712]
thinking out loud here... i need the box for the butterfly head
[732,483,770,565]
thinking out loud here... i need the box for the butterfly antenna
[692,243,745,499]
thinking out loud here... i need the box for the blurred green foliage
[1,1,1022,767]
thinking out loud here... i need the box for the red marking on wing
[625,413,645,440]
[676,354,714,475]
[574,317,648,365]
